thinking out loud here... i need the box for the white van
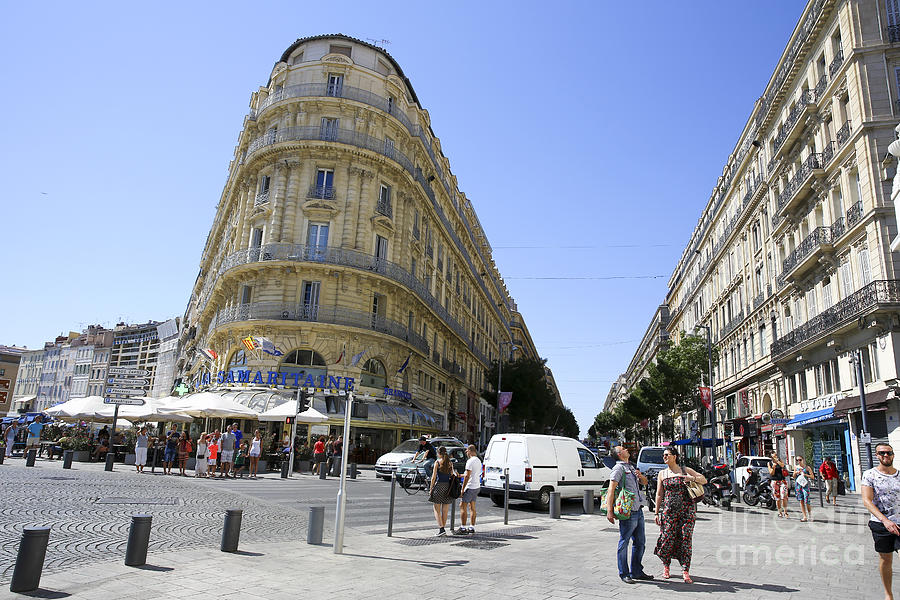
[482,434,612,509]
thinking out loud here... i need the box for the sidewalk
[1,501,883,600]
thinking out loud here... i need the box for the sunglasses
[877,451,895,456]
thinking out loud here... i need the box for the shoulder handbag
[448,473,462,499]
[682,470,705,503]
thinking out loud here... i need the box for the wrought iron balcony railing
[308,185,335,200]
[213,301,429,355]
[721,310,745,339]
[890,24,900,43]
[254,191,270,206]
[829,48,844,77]
[777,152,822,213]
[814,74,828,101]
[772,280,900,357]
[781,226,832,275]
[753,291,765,310]
[836,120,852,146]
[773,90,815,152]
[375,197,393,219]
[846,200,863,227]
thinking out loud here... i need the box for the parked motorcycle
[644,468,661,511]
[702,463,734,507]
[742,467,776,510]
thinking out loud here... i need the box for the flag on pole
[254,336,283,357]
[498,391,513,413]
[199,348,218,361]
[699,386,712,412]
[336,345,345,364]
[397,353,411,374]
[350,349,367,367]
[242,336,258,352]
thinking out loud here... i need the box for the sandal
[663,565,670,579]
[683,572,693,584]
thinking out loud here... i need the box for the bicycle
[397,462,430,495]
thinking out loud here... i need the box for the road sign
[108,367,150,377]
[860,432,872,444]
[107,378,149,387]
[770,418,791,425]
[104,397,146,406]
[105,387,146,396]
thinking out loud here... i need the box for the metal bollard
[331,456,342,477]
[387,473,397,537]
[307,506,324,544]
[105,452,115,472]
[349,463,358,479]
[319,461,327,479]
[220,509,242,552]
[732,482,741,503]
[450,500,456,532]
[583,490,594,514]
[0,450,5,465]
[124,515,152,566]
[503,467,510,525]
[549,491,562,519]
[63,450,73,469]
[817,471,825,508]
[9,527,50,593]
[25,449,36,467]
[280,460,289,479]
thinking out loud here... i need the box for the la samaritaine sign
[196,369,412,400]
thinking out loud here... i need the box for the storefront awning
[670,438,724,447]
[784,407,835,430]
[833,388,895,417]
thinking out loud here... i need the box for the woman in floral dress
[653,447,706,583]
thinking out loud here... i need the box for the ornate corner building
[175,34,546,449]
[612,0,900,491]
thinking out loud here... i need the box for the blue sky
[1,1,806,434]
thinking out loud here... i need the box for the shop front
[834,387,897,490]
[785,393,854,491]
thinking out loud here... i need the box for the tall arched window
[227,349,250,378]
[278,349,327,383]
[360,358,386,388]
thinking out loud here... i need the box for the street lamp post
[694,325,717,463]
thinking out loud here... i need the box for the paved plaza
[0,457,886,599]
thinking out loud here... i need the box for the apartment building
[175,34,546,454]
[615,0,900,491]
[0,346,26,416]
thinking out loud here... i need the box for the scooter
[742,467,776,510]
[702,463,734,508]
[644,468,660,511]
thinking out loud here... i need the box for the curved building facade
[176,35,534,454]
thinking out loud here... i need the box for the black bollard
[450,500,456,532]
[105,452,115,472]
[124,515,152,566]
[62,450,73,470]
[221,509,242,552]
[583,489,595,514]
[319,461,327,479]
[331,456,342,477]
[0,450,5,465]
[307,506,324,544]
[349,463,358,479]
[280,460,289,479]
[25,449,36,467]
[387,473,397,537]
[9,527,50,593]
[549,491,562,519]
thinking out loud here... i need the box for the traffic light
[285,417,295,425]
[298,389,310,413]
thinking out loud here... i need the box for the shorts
[209,457,218,466]
[164,448,177,462]
[869,521,900,554]
[221,450,234,463]
[825,478,837,497]
[26,436,39,447]
[772,480,788,500]
[795,484,810,504]
[135,447,148,466]
[314,452,325,463]
[461,487,480,503]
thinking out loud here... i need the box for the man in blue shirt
[25,416,45,452]
[605,446,653,584]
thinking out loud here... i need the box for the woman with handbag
[653,447,706,583]
[793,456,814,522]
[428,446,458,536]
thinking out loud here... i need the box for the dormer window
[291,52,303,65]
[329,44,351,58]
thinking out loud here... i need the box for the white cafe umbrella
[159,391,259,419]
[43,396,112,421]
[257,403,328,423]
[112,397,192,423]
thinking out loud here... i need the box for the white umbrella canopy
[43,396,113,421]
[160,391,259,419]
[112,397,193,423]
[257,403,329,423]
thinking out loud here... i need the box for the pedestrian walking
[195,433,208,478]
[134,427,151,473]
[177,432,192,476]
[313,436,326,474]
[458,444,481,534]
[248,430,261,478]
[768,451,789,518]
[207,435,219,476]
[333,435,343,460]
[163,426,179,475]
[819,456,839,506]
[605,446,653,584]
[25,415,45,453]
[325,435,335,472]
[428,446,457,536]
[219,425,236,478]
[793,456,813,522]
[861,443,900,600]
[234,441,248,478]
[653,447,705,583]
[4,421,18,458]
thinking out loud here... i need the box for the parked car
[481,434,612,510]
[374,436,465,480]
[394,445,473,487]
[734,456,772,488]
[636,445,667,476]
